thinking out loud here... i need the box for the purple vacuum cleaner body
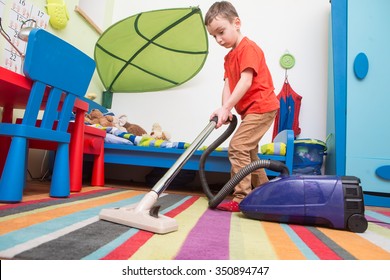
[239,175,368,233]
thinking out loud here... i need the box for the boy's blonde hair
[204,1,239,26]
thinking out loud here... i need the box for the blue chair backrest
[22,29,95,133]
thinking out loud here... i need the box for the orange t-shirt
[224,37,279,116]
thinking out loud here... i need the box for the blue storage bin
[293,139,327,175]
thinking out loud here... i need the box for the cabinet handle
[376,165,390,180]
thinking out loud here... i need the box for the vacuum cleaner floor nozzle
[99,191,178,234]
[99,118,222,234]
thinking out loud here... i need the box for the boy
[205,1,279,211]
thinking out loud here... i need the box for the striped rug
[0,186,389,260]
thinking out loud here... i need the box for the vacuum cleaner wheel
[347,214,368,233]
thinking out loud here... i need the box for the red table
[0,66,105,192]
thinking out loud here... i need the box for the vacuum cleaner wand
[99,116,225,234]
[151,117,219,196]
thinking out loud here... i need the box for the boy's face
[206,16,241,49]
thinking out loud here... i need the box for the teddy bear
[85,109,148,136]
[150,123,171,141]
[84,109,115,127]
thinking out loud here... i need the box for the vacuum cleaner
[100,115,368,234]
[199,116,368,233]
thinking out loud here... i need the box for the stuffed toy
[150,123,171,141]
[84,109,115,127]
[115,115,147,136]
[117,114,147,136]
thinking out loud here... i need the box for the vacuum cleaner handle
[209,115,236,127]
[210,116,218,124]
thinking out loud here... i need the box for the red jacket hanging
[272,80,302,140]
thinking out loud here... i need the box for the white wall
[110,0,330,147]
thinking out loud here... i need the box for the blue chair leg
[0,137,28,202]
[50,143,70,198]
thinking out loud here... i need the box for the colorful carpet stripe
[0,186,389,260]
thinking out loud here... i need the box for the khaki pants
[228,111,277,202]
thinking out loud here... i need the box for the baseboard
[364,192,390,208]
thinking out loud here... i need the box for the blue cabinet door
[328,0,390,206]
[346,0,390,195]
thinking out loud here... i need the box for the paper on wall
[2,0,49,74]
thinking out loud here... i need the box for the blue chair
[0,29,95,202]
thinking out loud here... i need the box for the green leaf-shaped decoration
[94,7,209,94]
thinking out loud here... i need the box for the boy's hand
[210,107,232,128]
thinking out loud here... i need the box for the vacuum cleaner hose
[199,115,290,209]
[199,115,238,200]
[207,160,290,208]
